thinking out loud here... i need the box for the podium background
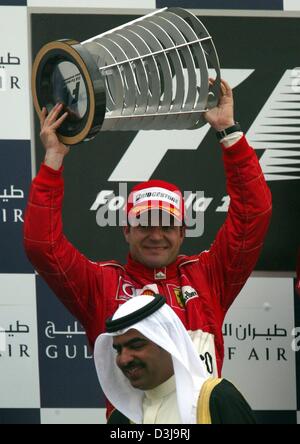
[0,0,299,424]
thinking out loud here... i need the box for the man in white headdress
[94,295,256,424]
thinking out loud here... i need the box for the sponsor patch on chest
[116,278,159,301]
[182,286,198,303]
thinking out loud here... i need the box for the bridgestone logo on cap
[133,187,181,209]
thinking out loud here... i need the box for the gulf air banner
[32,13,300,272]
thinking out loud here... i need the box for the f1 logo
[72,81,80,105]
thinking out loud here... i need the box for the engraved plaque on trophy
[32,8,221,145]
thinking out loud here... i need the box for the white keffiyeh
[94,296,209,424]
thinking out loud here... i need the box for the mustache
[120,360,145,372]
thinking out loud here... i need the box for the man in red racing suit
[24,80,272,418]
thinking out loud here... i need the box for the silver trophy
[32,8,221,145]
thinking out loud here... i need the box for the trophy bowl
[32,8,221,145]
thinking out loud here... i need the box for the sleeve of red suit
[206,135,272,311]
[23,164,105,337]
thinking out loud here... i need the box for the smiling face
[113,329,174,390]
[123,214,185,268]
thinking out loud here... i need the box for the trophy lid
[32,39,106,145]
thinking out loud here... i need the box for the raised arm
[24,105,104,335]
[202,80,272,311]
